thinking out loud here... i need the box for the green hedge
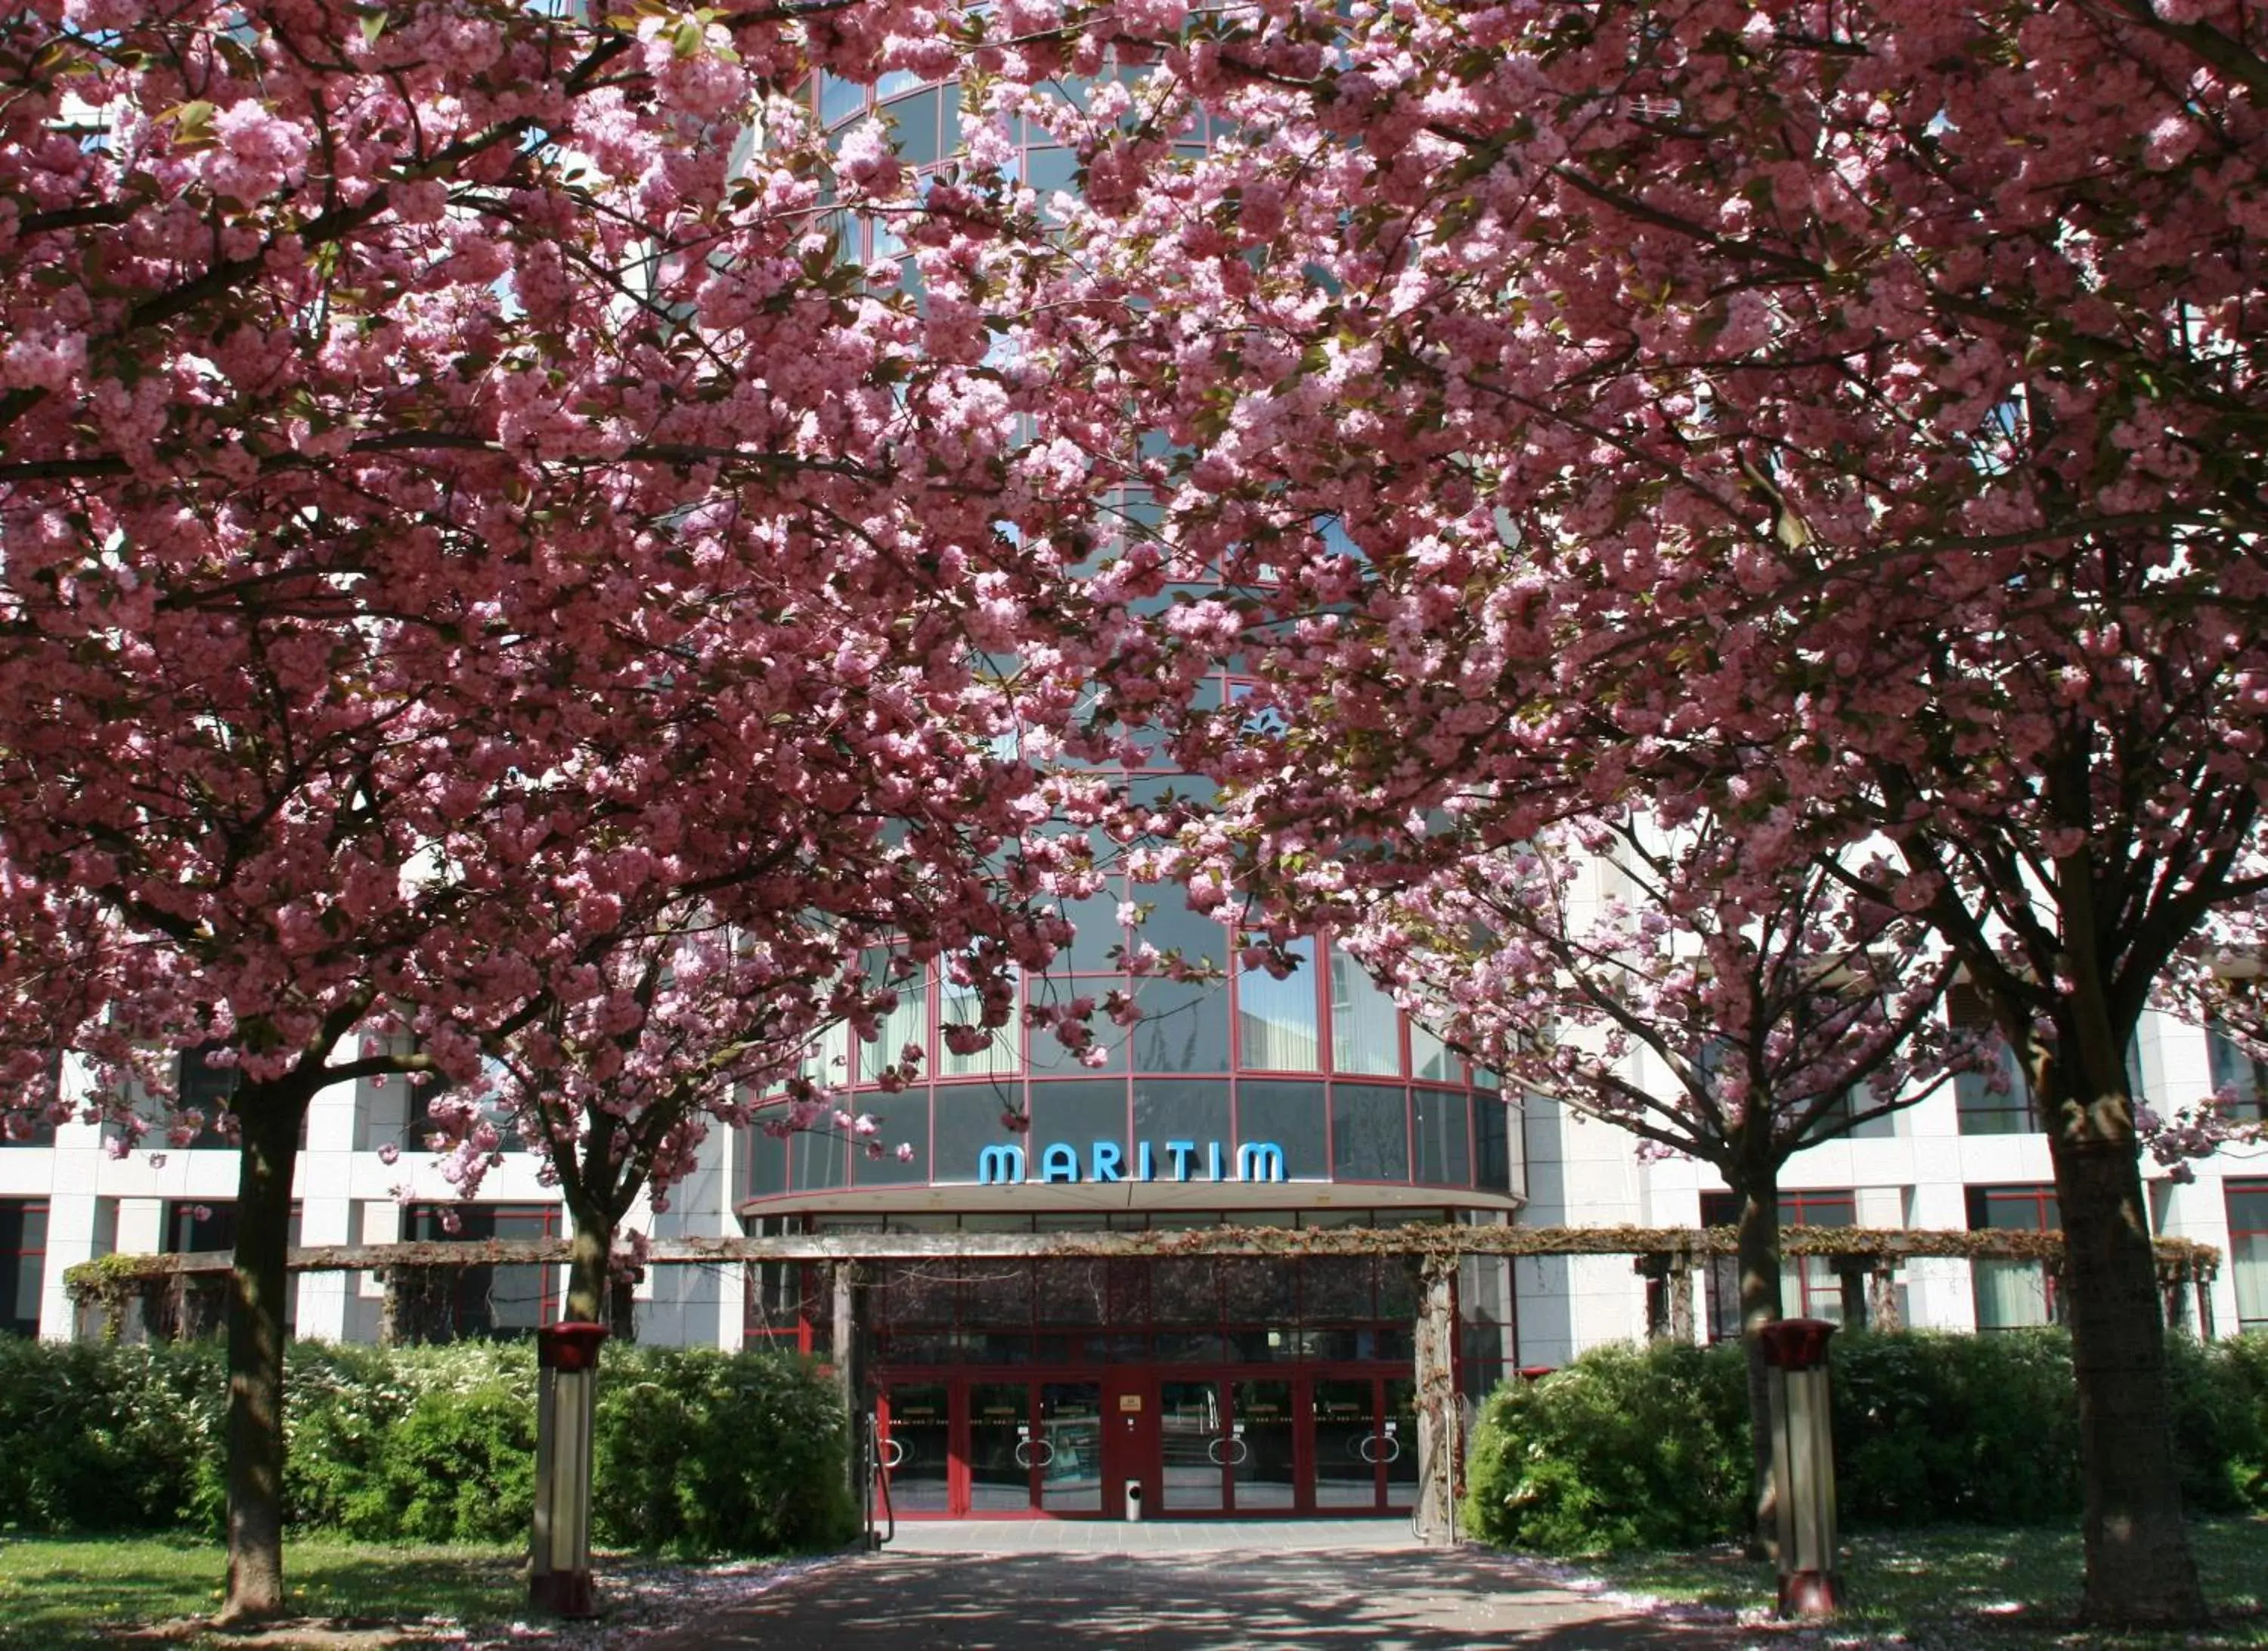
[0,1337,857,1555]
[1464,1330,2268,1556]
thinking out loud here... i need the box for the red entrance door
[1103,1374,1158,1519]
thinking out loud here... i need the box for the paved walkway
[646,1522,1752,1649]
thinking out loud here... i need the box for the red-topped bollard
[531,1322,609,1618]
[1756,1318,1839,1618]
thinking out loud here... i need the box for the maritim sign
[976,1139,1287,1185]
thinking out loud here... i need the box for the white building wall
[5,1009,2263,1354]
[1509,1006,2265,1363]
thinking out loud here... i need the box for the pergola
[67,1222,2223,1544]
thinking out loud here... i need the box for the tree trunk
[1734,1179,1786,1564]
[2049,1125,2207,1625]
[219,1086,310,1625]
[563,1213,612,1326]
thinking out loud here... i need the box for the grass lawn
[1566,1517,2268,1646]
[0,1535,527,1649]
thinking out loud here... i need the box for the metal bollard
[1757,1318,1839,1619]
[531,1321,609,1618]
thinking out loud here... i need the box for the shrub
[0,1334,852,1554]
[1464,1330,2268,1556]
[0,1337,224,1533]
[593,1346,857,1556]
[1462,1340,1750,1553]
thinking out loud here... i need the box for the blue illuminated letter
[1138,1141,1156,1182]
[1236,1142,1286,1183]
[1040,1143,1081,1183]
[1165,1140,1196,1182]
[1091,1140,1125,1182]
[977,1145,1027,1185]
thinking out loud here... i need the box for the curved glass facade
[738,926,1523,1212]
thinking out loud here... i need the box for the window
[160,1201,302,1338]
[2208,1026,2268,1123]
[1701,1189,1856,1339]
[1237,936,1320,1070]
[2229,1182,2268,1334]
[862,956,929,1086]
[1328,947,1402,1076]
[1,1200,45,1337]
[1330,1084,1409,1182]
[1968,1184,2063,1330]
[940,964,1018,1080]
[171,1042,239,1148]
[406,1058,525,1155]
[1947,983,2038,1135]
[400,1204,560,1341]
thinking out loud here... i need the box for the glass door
[1383,1377,1418,1509]
[1158,1380,1226,1513]
[1040,1381,1104,1513]
[879,1383,950,1514]
[1230,1378,1297,1512]
[1312,1377,1380,1509]
[968,1381,1036,1512]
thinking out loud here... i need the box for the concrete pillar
[1413,1253,1460,1546]
[1668,1260,1696,1344]
[830,1263,862,1506]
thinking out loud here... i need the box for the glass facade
[741,932,1520,1206]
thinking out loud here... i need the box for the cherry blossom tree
[0,0,1109,1620]
[1029,0,2268,1623]
[1341,813,1959,1547]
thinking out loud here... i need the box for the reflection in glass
[1331,1084,1409,1181]
[962,1261,1032,1328]
[1303,1256,1374,1322]
[1383,1378,1419,1506]
[1132,977,1231,1073]
[882,1383,951,1514]
[1414,1090,1471,1188]
[968,1382,1033,1512]
[1411,1018,1459,1083]
[1033,1259,1108,1326]
[933,1091,1021,1185]
[1131,889,1226,972]
[745,1126,789,1198]
[853,1089,928,1187]
[1474,1096,1516,1194]
[1040,1382,1103,1513]
[1221,1256,1294,1324]
[1312,1377,1379,1509]
[1028,1080,1129,1162]
[1236,1081,1327,1179]
[1134,1078,1229,1157]
[1160,1380,1225,1513]
[793,1126,850,1193]
[1233,1379,1297,1510]
[1151,1256,1218,1324]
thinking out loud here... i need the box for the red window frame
[2228,1179,2268,1334]
[2,1198,47,1337]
